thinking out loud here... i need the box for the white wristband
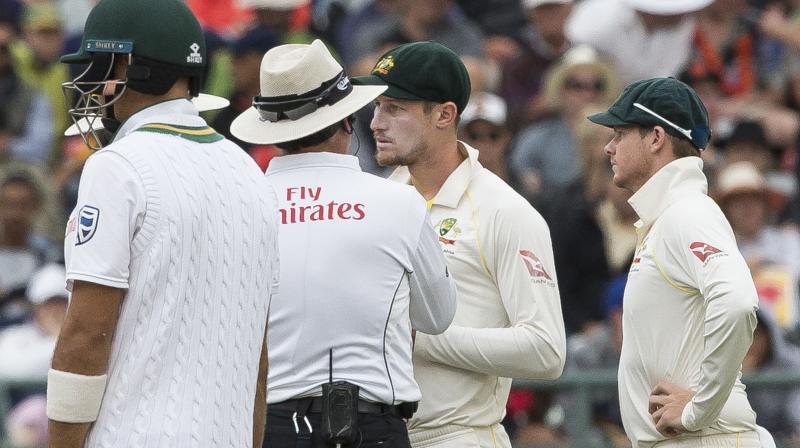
[46,368,108,423]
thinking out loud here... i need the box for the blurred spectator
[0,31,54,165]
[500,0,573,128]
[556,276,629,447]
[596,177,638,276]
[0,169,56,295]
[211,27,281,170]
[240,0,319,44]
[682,0,763,97]
[508,45,618,217]
[188,0,252,37]
[5,394,48,448]
[0,286,28,331]
[566,0,713,84]
[335,0,397,66]
[55,0,93,36]
[454,0,527,38]
[348,0,484,76]
[742,311,800,445]
[9,3,69,154]
[715,120,783,172]
[0,0,22,41]
[507,388,565,446]
[458,92,512,180]
[716,161,800,330]
[0,263,67,381]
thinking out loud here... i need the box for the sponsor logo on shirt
[65,216,76,236]
[689,241,725,263]
[519,250,554,286]
[76,205,100,245]
[434,217,460,246]
[629,236,649,273]
[280,186,365,224]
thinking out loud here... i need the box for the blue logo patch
[76,205,100,245]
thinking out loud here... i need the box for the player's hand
[649,380,695,438]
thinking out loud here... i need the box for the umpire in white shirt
[588,78,775,448]
[231,40,458,448]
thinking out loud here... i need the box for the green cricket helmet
[61,0,207,148]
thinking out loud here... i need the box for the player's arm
[48,281,124,448]
[49,151,147,447]
[664,204,758,432]
[408,208,457,334]
[414,204,566,379]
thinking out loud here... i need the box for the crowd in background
[0,0,799,446]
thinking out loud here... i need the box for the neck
[297,129,350,155]
[408,136,464,200]
[114,80,191,122]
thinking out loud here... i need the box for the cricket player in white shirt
[588,77,775,448]
[49,1,280,447]
[231,40,457,448]
[355,41,567,448]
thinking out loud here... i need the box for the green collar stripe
[134,123,224,143]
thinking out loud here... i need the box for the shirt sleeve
[414,202,567,379]
[408,204,457,335]
[660,200,759,432]
[65,150,146,290]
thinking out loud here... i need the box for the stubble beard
[376,139,427,168]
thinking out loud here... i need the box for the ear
[649,125,669,154]
[434,102,459,130]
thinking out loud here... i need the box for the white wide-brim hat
[63,94,230,136]
[238,0,309,10]
[26,263,68,305]
[622,0,714,15]
[231,39,386,145]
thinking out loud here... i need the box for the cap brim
[352,74,427,102]
[63,94,231,136]
[587,110,631,127]
[621,0,713,14]
[230,85,387,145]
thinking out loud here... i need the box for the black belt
[270,397,410,417]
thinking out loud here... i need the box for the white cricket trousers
[645,427,775,448]
[408,423,512,448]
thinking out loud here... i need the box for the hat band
[253,71,353,123]
[632,102,711,150]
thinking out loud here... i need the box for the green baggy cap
[588,77,711,150]
[352,41,471,114]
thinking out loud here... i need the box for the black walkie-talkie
[321,349,359,447]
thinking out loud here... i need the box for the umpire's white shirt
[265,152,456,405]
[620,157,758,447]
[64,100,280,448]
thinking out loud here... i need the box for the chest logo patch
[689,241,723,262]
[520,250,552,280]
[76,205,100,245]
[434,217,460,246]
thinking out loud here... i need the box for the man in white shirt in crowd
[0,263,67,381]
[50,0,280,447]
[231,39,457,448]
[588,77,774,447]
[354,41,566,448]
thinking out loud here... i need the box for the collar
[113,99,203,143]
[388,141,481,209]
[265,152,362,175]
[628,156,707,230]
